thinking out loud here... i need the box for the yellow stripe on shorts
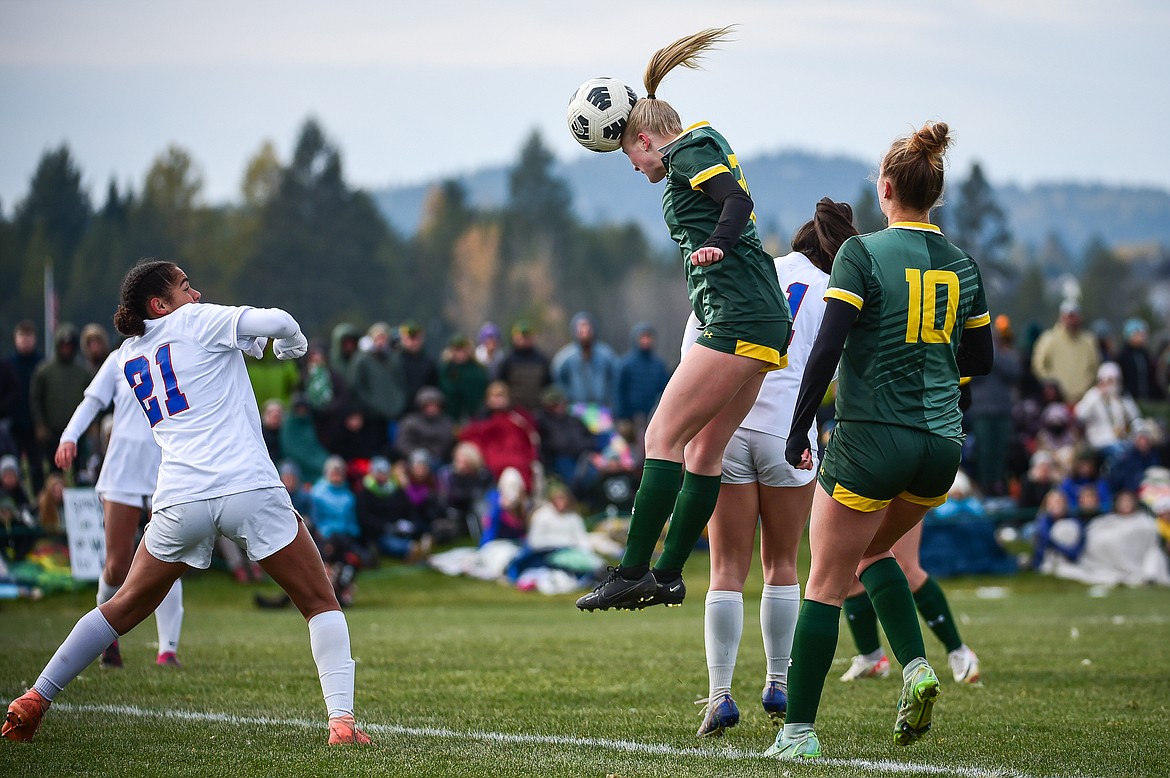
[831,483,891,513]
[899,491,949,508]
[735,340,786,371]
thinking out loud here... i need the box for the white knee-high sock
[761,583,801,684]
[307,610,355,720]
[96,577,119,606]
[154,579,184,655]
[32,608,120,702]
[704,590,744,700]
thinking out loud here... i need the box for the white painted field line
[56,702,1038,778]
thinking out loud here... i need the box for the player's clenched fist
[274,331,308,360]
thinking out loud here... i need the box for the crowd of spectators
[969,302,1170,582]
[4,298,1170,595]
[0,314,671,595]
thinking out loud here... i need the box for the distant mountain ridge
[372,149,1170,252]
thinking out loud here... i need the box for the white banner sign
[63,487,105,581]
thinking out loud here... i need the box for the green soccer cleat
[764,728,822,760]
[894,662,941,746]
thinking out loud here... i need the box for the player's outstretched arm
[238,307,308,360]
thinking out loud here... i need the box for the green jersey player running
[576,26,791,613]
[766,121,994,760]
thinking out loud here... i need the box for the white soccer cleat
[840,653,891,682]
[948,645,981,684]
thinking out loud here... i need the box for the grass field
[2,552,1168,778]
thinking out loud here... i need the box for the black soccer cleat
[575,566,657,611]
[636,572,686,608]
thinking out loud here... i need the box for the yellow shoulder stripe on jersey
[900,490,949,508]
[825,287,864,310]
[964,312,992,329]
[690,164,731,190]
[830,484,891,513]
[889,221,941,233]
[958,376,973,386]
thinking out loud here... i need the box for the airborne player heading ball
[570,26,792,613]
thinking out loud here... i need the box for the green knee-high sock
[654,470,722,573]
[843,592,882,655]
[785,599,841,726]
[914,576,963,653]
[859,558,925,667]
[620,459,683,569]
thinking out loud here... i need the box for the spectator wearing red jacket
[458,381,540,493]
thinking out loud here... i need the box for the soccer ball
[566,77,639,153]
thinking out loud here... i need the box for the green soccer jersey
[825,222,991,440]
[660,122,789,329]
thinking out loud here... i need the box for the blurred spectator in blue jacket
[1059,449,1113,514]
[311,456,360,541]
[1032,488,1085,571]
[309,455,364,606]
[614,322,669,462]
[552,312,619,409]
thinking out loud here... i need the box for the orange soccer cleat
[2,690,51,742]
[327,714,372,746]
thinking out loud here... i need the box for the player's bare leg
[259,520,371,745]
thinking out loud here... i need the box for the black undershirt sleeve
[785,307,997,467]
[785,299,857,467]
[697,172,754,255]
[956,323,995,377]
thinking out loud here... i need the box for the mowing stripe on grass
[56,702,1041,777]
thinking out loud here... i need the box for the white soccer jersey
[682,251,829,446]
[116,303,281,511]
[60,351,162,499]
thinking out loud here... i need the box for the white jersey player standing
[3,259,371,746]
[56,348,183,668]
[688,199,859,738]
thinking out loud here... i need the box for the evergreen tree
[1079,236,1130,327]
[952,162,1010,265]
[506,131,573,238]
[66,181,135,329]
[8,146,93,330]
[1006,259,1052,334]
[126,145,206,264]
[242,118,398,333]
[398,180,476,324]
[499,130,576,327]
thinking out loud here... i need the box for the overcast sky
[1,0,1167,211]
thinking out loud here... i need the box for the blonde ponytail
[625,26,737,141]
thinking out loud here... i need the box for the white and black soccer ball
[566,77,639,153]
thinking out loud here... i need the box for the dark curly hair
[113,259,180,337]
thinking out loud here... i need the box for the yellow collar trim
[890,221,941,233]
[660,122,711,154]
